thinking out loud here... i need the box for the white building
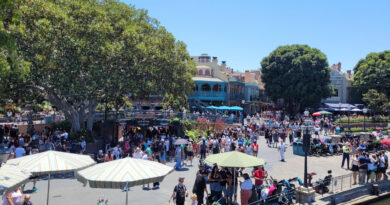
[322,62,349,104]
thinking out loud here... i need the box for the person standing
[351,154,359,185]
[169,177,188,205]
[192,170,208,205]
[341,143,350,169]
[240,173,253,205]
[251,141,259,157]
[174,145,182,170]
[3,187,23,205]
[278,139,287,162]
[200,140,207,160]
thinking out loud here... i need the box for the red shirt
[252,144,259,152]
[253,170,265,186]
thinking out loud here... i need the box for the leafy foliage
[362,89,389,114]
[353,51,390,97]
[1,0,195,133]
[261,45,332,114]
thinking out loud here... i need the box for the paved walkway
[1,136,354,205]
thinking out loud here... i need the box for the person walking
[240,173,253,205]
[192,170,208,205]
[174,145,183,170]
[278,139,287,162]
[200,140,207,160]
[341,143,350,169]
[169,177,188,205]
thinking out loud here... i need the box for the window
[205,69,210,75]
[201,84,211,91]
[224,86,227,92]
[333,89,339,97]
[198,69,203,75]
[213,84,222,92]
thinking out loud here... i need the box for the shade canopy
[6,150,96,175]
[0,165,31,194]
[205,151,265,168]
[230,106,243,111]
[312,112,321,116]
[318,111,332,115]
[206,106,217,109]
[173,138,190,145]
[76,157,173,189]
[216,106,231,110]
[351,108,362,112]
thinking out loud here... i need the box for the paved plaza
[1,136,351,205]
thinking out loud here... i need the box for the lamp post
[348,108,351,131]
[301,110,313,188]
[363,108,368,132]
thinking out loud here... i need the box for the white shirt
[14,147,26,158]
[241,179,253,190]
[133,151,143,159]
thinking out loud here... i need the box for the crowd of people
[1,109,389,205]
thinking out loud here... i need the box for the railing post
[350,173,352,189]
[341,175,343,191]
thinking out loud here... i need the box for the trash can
[44,115,52,123]
[293,141,307,156]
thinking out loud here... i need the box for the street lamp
[363,108,368,132]
[348,108,351,131]
[301,110,313,188]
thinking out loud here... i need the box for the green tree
[261,45,333,114]
[362,89,389,114]
[3,0,195,132]
[353,51,390,97]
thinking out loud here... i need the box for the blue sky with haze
[124,0,390,72]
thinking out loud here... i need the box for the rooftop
[192,76,224,82]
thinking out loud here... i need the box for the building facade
[188,54,229,107]
[322,62,349,104]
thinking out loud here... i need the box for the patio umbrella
[318,111,332,115]
[312,112,321,116]
[173,138,190,145]
[216,106,231,110]
[340,108,349,112]
[6,150,96,205]
[205,151,265,198]
[76,157,174,205]
[230,106,243,111]
[351,108,362,112]
[206,106,217,109]
[0,165,31,195]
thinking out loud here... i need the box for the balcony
[188,91,227,100]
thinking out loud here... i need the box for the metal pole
[348,112,350,131]
[304,152,308,188]
[234,168,236,202]
[126,182,129,205]
[47,173,51,205]
[363,114,366,132]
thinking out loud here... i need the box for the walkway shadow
[175,168,189,172]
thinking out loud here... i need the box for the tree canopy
[362,89,389,114]
[1,0,195,132]
[353,51,390,98]
[261,45,332,114]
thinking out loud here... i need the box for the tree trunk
[86,100,98,134]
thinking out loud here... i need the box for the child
[190,193,198,205]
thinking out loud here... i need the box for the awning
[324,103,357,109]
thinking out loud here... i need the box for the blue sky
[124,0,390,72]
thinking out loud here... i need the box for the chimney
[221,61,226,70]
[347,70,351,78]
[212,56,217,62]
[337,62,341,72]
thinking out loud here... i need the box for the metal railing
[330,173,354,194]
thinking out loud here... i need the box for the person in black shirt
[193,170,208,205]
[169,177,188,205]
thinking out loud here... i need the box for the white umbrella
[0,165,31,195]
[6,151,96,205]
[76,157,174,205]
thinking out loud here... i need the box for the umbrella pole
[125,182,129,205]
[47,173,51,205]
[234,168,236,203]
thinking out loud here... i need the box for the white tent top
[76,157,173,189]
[0,165,31,194]
[6,150,96,175]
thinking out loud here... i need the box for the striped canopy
[76,157,174,189]
[0,165,31,194]
[6,150,96,175]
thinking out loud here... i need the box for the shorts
[351,165,359,172]
[187,151,193,157]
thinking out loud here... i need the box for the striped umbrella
[6,151,96,205]
[0,165,31,194]
[76,157,173,205]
